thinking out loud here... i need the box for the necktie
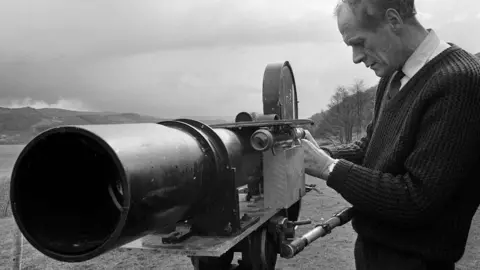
[387,70,405,100]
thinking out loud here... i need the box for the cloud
[0,0,339,61]
[0,98,93,112]
[417,11,433,21]
[449,13,470,23]
[0,0,479,119]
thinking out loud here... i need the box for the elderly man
[301,0,480,269]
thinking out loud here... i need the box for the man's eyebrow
[346,37,362,46]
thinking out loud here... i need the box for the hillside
[0,107,230,144]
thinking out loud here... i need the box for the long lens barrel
[9,121,247,262]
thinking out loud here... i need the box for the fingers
[303,130,320,148]
[301,138,316,149]
[304,130,314,140]
[301,139,333,161]
[301,139,323,154]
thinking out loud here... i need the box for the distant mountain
[0,107,230,144]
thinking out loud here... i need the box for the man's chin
[372,65,397,78]
[372,67,386,78]
[372,69,383,77]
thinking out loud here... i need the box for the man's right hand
[303,129,334,158]
[301,138,336,180]
[303,130,321,149]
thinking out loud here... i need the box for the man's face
[337,5,404,77]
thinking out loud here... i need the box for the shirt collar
[401,29,441,79]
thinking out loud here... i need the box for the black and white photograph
[1,0,479,269]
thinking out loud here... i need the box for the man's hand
[303,130,321,148]
[301,138,336,180]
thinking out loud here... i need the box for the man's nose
[352,47,365,64]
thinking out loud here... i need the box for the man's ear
[384,8,404,33]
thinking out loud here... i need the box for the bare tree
[349,79,368,139]
[322,86,356,144]
[312,80,376,146]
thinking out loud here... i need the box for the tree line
[307,52,480,146]
[306,80,377,146]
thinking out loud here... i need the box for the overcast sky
[0,0,479,119]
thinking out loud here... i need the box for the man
[301,0,480,269]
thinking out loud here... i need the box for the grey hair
[334,0,417,30]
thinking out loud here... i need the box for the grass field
[0,145,479,269]
[0,145,23,181]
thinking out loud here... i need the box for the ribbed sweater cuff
[320,146,335,158]
[320,145,364,163]
[326,159,355,192]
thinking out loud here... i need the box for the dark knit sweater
[324,44,480,262]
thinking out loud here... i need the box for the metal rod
[280,207,355,259]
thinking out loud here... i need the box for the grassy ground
[0,145,23,180]
[0,145,479,269]
[0,145,23,218]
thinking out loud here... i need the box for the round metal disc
[262,61,302,222]
[262,61,298,120]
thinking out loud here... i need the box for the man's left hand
[301,139,336,180]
